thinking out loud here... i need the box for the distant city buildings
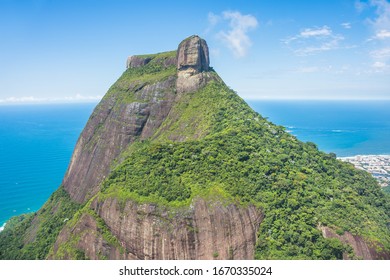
[339,155,390,188]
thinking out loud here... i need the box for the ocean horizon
[248,100,390,157]
[1,100,390,228]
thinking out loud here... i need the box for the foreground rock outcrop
[50,198,263,260]
[320,226,390,260]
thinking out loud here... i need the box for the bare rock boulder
[126,55,152,68]
[176,35,211,93]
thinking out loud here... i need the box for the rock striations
[176,35,213,94]
[51,198,263,260]
[53,35,264,260]
[1,35,389,260]
[63,35,212,203]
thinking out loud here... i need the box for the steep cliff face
[63,73,177,203]
[319,226,390,260]
[2,35,390,260]
[49,35,390,260]
[176,35,212,94]
[50,198,263,260]
[50,35,265,260]
[63,35,213,203]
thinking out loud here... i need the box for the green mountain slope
[1,35,389,260]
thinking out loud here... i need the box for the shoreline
[338,154,390,159]
[338,155,390,187]
[0,222,6,233]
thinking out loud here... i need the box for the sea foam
[0,222,6,232]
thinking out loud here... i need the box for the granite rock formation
[63,36,213,203]
[176,35,209,73]
[50,36,266,259]
[50,198,263,260]
[176,35,212,94]
[3,35,389,261]
[319,226,390,260]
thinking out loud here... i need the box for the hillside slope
[1,35,389,260]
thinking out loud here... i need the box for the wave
[330,129,356,133]
[0,222,6,232]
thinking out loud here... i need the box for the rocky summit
[1,35,389,260]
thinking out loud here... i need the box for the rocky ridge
[63,35,213,203]
[1,35,389,260]
[51,35,265,260]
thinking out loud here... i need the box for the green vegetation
[99,78,390,259]
[83,50,177,153]
[0,187,81,259]
[50,206,124,260]
[103,50,177,103]
[1,49,389,260]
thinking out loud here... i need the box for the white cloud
[208,12,220,27]
[296,66,320,73]
[283,26,344,56]
[208,11,258,57]
[294,65,336,74]
[0,96,46,103]
[62,94,102,101]
[355,0,368,13]
[373,61,387,67]
[0,94,102,104]
[372,61,389,72]
[300,26,332,37]
[369,0,390,31]
[370,47,390,58]
[341,22,352,29]
[361,1,390,69]
[375,29,390,38]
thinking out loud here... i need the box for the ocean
[0,103,96,228]
[248,100,390,157]
[1,100,390,228]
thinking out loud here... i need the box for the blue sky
[0,0,389,103]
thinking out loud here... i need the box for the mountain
[1,35,389,260]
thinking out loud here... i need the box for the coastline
[0,223,5,233]
[338,154,390,187]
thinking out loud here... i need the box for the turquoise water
[248,100,390,157]
[1,100,390,227]
[0,103,96,227]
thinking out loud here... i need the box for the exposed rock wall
[320,226,390,259]
[51,198,263,260]
[126,56,152,68]
[126,55,177,69]
[177,35,209,73]
[176,35,212,94]
[63,36,214,203]
[62,76,177,203]
[50,213,123,259]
